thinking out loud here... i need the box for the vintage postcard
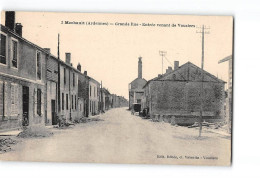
[0,11,233,166]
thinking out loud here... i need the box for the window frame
[10,37,19,69]
[0,32,8,66]
[36,50,42,81]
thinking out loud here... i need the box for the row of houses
[129,57,226,125]
[0,11,128,132]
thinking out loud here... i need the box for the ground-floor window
[0,81,4,117]
[90,100,92,112]
[66,94,68,110]
[62,93,64,110]
[72,95,74,109]
[75,95,77,110]
[37,89,41,116]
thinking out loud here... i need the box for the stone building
[58,53,80,121]
[128,57,147,109]
[143,61,226,125]
[89,76,100,116]
[77,63,89,118]
[0,12,47,131]
[45,52,59,125]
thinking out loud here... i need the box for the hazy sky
[1,12,233,99]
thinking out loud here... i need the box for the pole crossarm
[218,55,232,64]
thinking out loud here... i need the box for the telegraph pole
[196,25,210,137]
[159,51,167,75]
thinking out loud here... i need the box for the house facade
[89,77,100,116]
[143,61,226,125]
[0,18,47,131]
[58,53,80,121]
[45,52,59,125]
[77,63,89,118]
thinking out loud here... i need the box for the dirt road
[0,108,231,165]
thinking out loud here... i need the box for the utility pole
[100,81,103,114]
[159,51,167,74]
[196,25,210,137]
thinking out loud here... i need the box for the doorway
[22,86,29,126]
[51,100,57,125]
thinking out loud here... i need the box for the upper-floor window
[90,85,92,97]
[0,33,7,65]
[36,51,41,80]
[11,39,18,68]
[64,67,66,85]
[73,73,75,87]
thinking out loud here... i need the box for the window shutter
[34,88,37,116]
[0,82,3,116]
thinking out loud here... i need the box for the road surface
[0,108,231,165]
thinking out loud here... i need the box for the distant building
[89,76,100,116]
[58,53,80,121]
[143,61,226,125]
[0,13,47,131]
[128,57,147,109]
[77,64,89,118]
[45,51,59,126]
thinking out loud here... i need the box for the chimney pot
[65,53,71,64]
[5,11,15,31]
[174,61,179,70]
[44,48,51,53]
[138,56,142,79]
[84,71,87,76]
[77,63,81,72]
[15,23,23,36]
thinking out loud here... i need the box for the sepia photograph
[0,11,233,166]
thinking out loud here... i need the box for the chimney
[5,11,15,31]
[138,56,142,79]
[44,48,51,53]
[166,66,173,74]
[77,63,81,72]
[174,61,179,70]
[65,53,71,64]
[15,23,23,36]
[84,71,87,76]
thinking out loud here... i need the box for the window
[62,93,64,110]
[73,73,75,87]
[11,40,18,68]
[64,68,66,85]
[36,51,41,80]
[90,85,92,97]
[37,89,41,116]
[72,95,74,109]
[94,87,96,97]
[75,95,77,110]
[90,100,91,112]
[0,33,7,64]
[66,94,68,110]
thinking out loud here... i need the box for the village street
[0,108,231,165]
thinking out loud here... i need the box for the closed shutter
[0,81,3,116]
[11,84,18,115]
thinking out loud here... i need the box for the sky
[1,12,233,99]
